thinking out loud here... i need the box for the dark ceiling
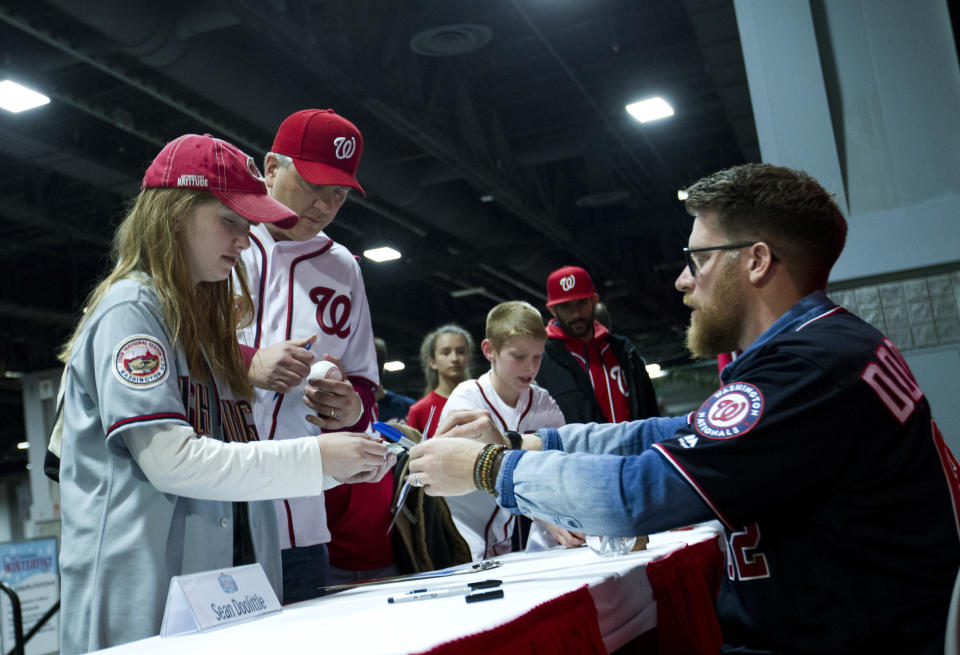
[0,0,756,447]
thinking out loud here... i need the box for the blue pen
[273,341,313,401]
[373,422,417,450]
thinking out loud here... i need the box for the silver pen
[387,580,502,604]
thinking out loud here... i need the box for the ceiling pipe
[418,133,589,187]
[0,4,260,151]
[0,126,139,199]
[34,0,527,251]
[0,192,111,248]
[0,301,75,326]
[508,0,662,198]
[17,2,624,304]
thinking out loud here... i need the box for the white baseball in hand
[309,359,343,382]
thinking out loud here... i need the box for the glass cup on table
[585,535,637,557]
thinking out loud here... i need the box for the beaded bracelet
[473,444,508,495]
[480,447,498,488]
[473,445,494,490]
[473,448,487,490]
[484,449,507,496]
[478,446,497,493]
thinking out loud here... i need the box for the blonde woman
[56,134,392,654]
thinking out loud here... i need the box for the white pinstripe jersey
[237,223,378,548]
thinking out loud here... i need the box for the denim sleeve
[538,415,689,454]
[496,447,712,536]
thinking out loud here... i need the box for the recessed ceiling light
[16,441,30,450]
[363,247,401,262]
[384,361,405,372]
[0,80,50,113]
[626,97,674,123]
[677,189,689,201]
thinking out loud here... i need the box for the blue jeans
[281,543,329,604]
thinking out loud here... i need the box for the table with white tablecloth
[95,523,724,655]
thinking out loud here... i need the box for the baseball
[309,359,343,382]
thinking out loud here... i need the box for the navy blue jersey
[656,306,960,654]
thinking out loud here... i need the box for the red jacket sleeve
[344,376,377,431]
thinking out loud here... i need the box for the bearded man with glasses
[410,162,960,655]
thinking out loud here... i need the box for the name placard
[160,563,281,637]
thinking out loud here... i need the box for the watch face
[506,431,523,450]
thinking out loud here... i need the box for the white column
[733,0,960,281]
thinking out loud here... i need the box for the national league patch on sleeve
[113,335,169,388]
[694,382,764,439]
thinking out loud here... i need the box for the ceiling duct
[29,0,522,250]
[409,24,492,57]
[575,190,632,208]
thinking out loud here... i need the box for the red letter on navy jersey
[726,523,771,581]
[861,340,924,425]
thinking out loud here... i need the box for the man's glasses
[682,242,777,277]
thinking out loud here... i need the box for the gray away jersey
[58,277,281,654]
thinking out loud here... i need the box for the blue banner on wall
[0,538,58,655]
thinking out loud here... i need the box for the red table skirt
[645,536,725,655]
[417,535,723,655]
[415,585,607,655]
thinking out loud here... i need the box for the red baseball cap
[271,109,365,196]
[142,134,298,229]
[546,266,597,307]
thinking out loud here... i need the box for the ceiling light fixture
[0,80,50,113]
[677,189,689,201]
[363,246,401,262]
[645,363,665,379]
[384,361,405,372]
[626,97,674,123]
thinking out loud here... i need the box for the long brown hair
[59,188,254,397]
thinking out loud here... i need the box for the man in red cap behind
[536,265,661,423]
[236,109,397,602]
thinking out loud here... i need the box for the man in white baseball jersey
[237,109,382,603]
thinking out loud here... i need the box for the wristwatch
[504,430,524,450]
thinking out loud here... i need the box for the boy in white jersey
[438,301,580,559]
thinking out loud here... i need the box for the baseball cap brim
[213,190,299,230]
[292,158,366,197]
[546,290,597,307]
